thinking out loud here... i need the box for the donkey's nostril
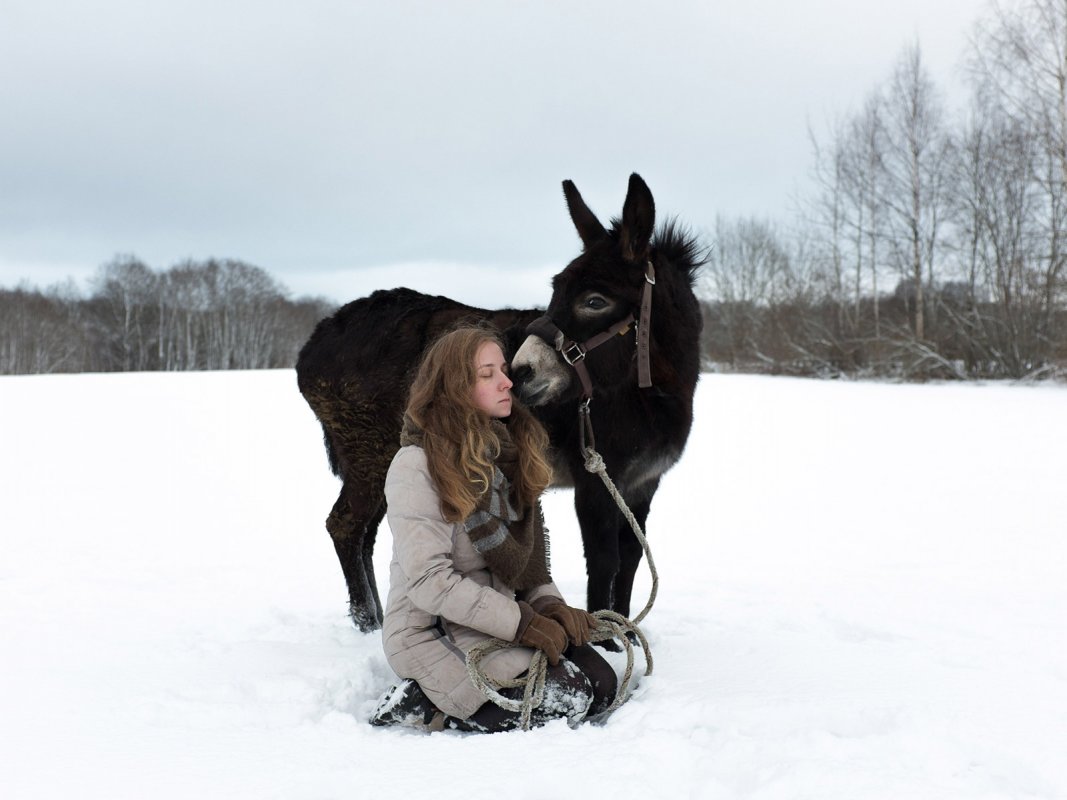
[510,363,533,388]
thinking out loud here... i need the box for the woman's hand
[513,601,568,665]
[531,596,599,647]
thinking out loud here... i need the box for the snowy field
[2,370,1065,799]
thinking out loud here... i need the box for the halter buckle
[561,341,586,365]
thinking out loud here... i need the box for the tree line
[0,256,335,375]
[702,0,1067,380]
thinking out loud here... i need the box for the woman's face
[471,341,513,418]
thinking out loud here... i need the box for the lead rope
[465,400,657,730]
[577,399,659,625]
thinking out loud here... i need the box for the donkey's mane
[654,218,706,287]
[605,215,706,288]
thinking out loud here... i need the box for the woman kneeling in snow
[370,326,616,732]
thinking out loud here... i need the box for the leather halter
[525,260,656,400]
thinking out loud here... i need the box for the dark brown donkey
[296,174,704,632]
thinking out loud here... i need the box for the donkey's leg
[611,490,656,620]
[326,485,385,633]
[326,396,403,632]
[301,376,402,632]
[362,502,387,626]
[574,479,623,614]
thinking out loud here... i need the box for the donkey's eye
[575,292,614,319]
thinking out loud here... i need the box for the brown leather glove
[513,601,567,665]
[531,595,599,647]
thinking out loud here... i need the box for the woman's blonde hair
[405,325,553,522]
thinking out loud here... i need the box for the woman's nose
[501,373,513,390]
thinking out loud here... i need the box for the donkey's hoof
[349,603,382,633]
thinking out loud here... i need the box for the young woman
[370,326,617,732]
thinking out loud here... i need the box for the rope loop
[465,609,653,730]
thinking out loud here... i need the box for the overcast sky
[1,0,987,308]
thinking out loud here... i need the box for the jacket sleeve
[385,448,522,641]
[517,581,565,606]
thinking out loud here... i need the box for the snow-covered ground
[2,370,1065,799]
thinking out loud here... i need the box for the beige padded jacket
[381,445,563,719]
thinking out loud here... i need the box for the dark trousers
[447,644,618,733]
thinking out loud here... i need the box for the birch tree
[880,43,952,341]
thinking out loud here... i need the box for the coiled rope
[465,400,658,730]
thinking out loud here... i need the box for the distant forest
[3,0,1066,381]
[0,257,334,374]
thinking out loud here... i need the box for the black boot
[565,644,619,719]
[444,661,594,733]
[369,679,445,732]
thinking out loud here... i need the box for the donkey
[296,174,703,632]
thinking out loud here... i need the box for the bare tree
[806,118,850,332]
[842,93,888,340]
[970,0,1067,363]
[948,100,1041,374]
[0,283,82,373]
[879,43,952,341]
[704,216,798,368]
[91,255,159,371]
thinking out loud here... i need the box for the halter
[525,260,656,401]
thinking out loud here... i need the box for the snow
[2,370,1065,799]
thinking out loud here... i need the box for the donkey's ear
[563,179,607,250]
[620,173,655,263]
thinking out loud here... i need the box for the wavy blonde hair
[405,326,553,522]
